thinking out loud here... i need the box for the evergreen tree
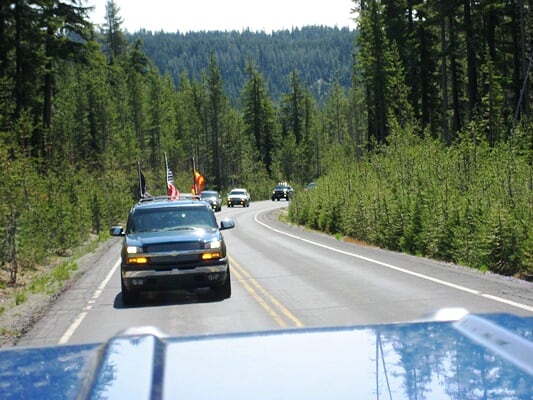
[204,52,227,189]
[355,0,391,144]
[348,58,368,159]
[279,69,306,145]
[1,1,91,158]
[126,39,149,161]
[322,80,349,145]
[464,0,479,121]
[241,61,276,175]
[40,0,92,158]
[174,73,204,182]
[385,41,414,131]
[103,0,127,62]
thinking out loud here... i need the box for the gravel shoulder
[0,237,116,348]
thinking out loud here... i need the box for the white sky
[87,0,358,33]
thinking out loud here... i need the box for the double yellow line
[229,255,303,328]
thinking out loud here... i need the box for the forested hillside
[132,27,356,102]
[0,0,531,294]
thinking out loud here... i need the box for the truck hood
[126,228,220,247]
[0,312,531,399]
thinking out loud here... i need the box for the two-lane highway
[18,200,533,347]
[224,200,533,326]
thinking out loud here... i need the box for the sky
[87,0,358,33]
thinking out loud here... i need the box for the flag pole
[137,161,142,199]
[165,152,170,192]
[192,157,197,195]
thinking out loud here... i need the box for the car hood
[126,228,220,246]
[0,312,531,399]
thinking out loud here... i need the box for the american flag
[166,166,179,199]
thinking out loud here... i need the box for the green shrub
[289,127,532,278]
[15,292,27,305]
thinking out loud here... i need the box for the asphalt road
[18,200,533,347]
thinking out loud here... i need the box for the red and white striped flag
[165,153,179,200]
[167,167,179,200]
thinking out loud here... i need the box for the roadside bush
[0,153,136,285]
[289,127,532,279]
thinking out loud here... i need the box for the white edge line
[254,212,533,313]
[58,259,121,344]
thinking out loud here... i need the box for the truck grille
[145,242,200,253]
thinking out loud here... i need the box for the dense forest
[0,0,531,290]
[133,27,356,102]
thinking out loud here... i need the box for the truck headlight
[204,239,221,249]
[126,246,143,254]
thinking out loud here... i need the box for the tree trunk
[464,0,478,120]
[449,13,461,137]
[440,6,449,144]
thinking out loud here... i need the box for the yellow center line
[229,255,304,328]
[230,265,287,327]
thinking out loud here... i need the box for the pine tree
[355,0,390,144]
[103,0,127,62]
[204,52,228,189]
[40,0,92,160]
[241,61,276,175]
[280,69,306,145]
[127,39,149,160]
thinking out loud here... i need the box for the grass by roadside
[0,234,105,347]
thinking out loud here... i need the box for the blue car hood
[0,313,531,399]
[127,227,220,245]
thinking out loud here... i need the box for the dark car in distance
[200,190,222,212]
[272,183,294,201]
[110,197,235,305]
